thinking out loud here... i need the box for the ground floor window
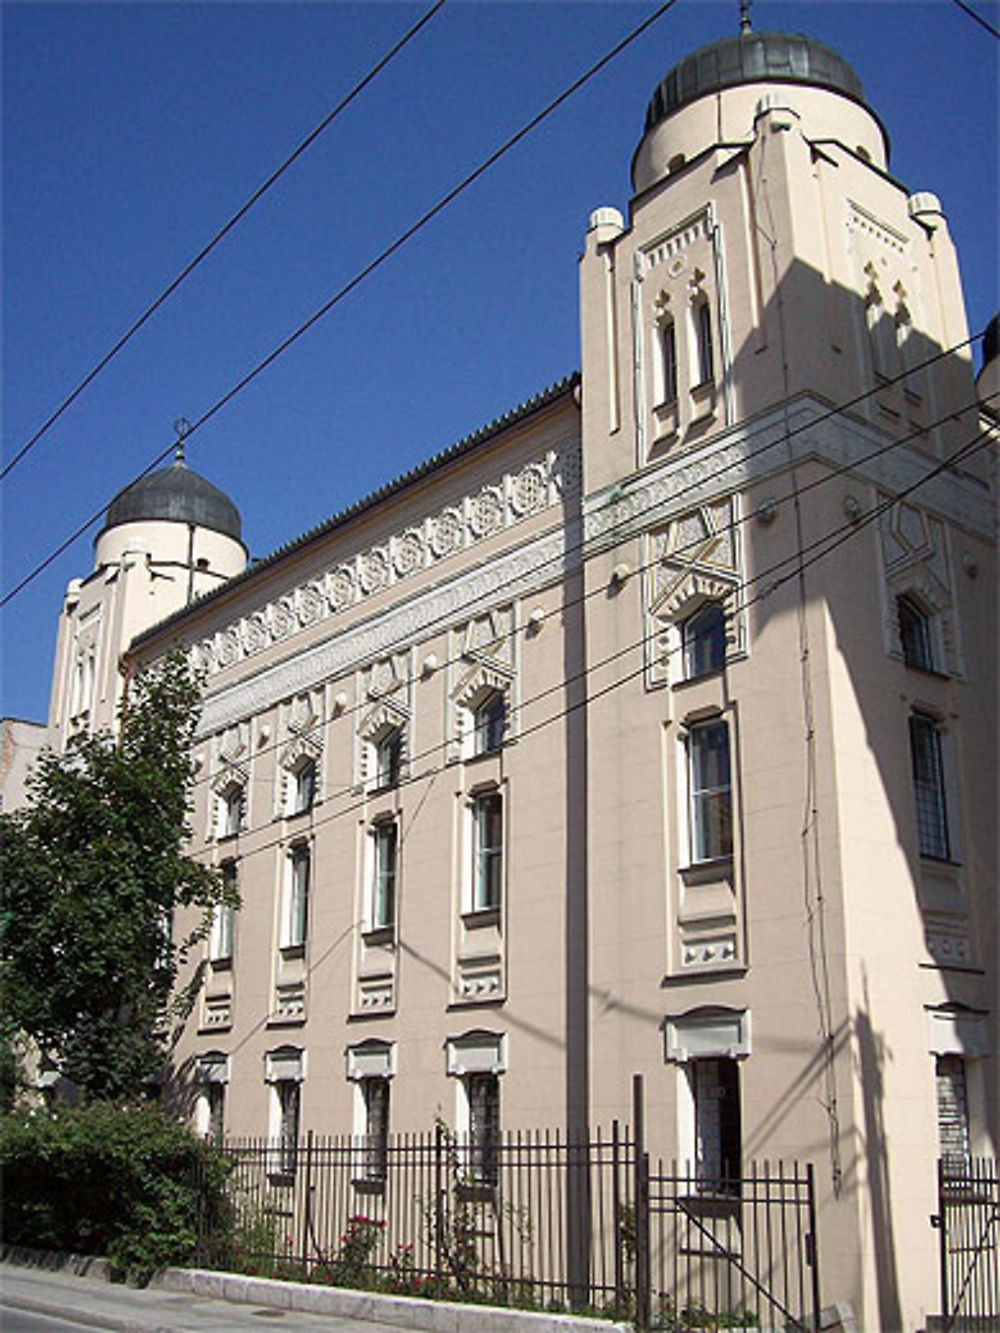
[465,1072,500,1185]
[936,1054,970,1163]
[691,1057,741,1193]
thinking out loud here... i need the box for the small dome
[644,30,868,133]
[102,460,242,541]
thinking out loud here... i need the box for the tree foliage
[0,653,235,1100]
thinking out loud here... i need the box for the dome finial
[739,0,752,33]
[172,416,191,465]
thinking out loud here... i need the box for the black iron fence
[936,1156,999,1331]
[193,1119,821,1328]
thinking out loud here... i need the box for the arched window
[291,757,316,815]
[375,727,403,790]
[659,320,678,404]
[473,691,507,756]
[682,601,726,680]
[897,594,934,671]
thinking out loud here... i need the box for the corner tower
[47,449,246,746]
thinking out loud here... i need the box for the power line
[1,1,447,484]
[182,414,996,860]
[950,0,1000,40]
[0,0,682,610]
[181,384,994,801]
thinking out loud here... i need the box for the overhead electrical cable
[0,0,447,484]
[949,0,1000,40]
[0,317,981,612]
[181,384,995,801]
[183,417,997,867]
[0,0,682,607]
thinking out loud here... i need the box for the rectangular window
[909,714,950,860]
[696,301,714,385]
[360,1078,390,1181]
[222,787,243,838]
[376,730,403,790]
[371,822,398,931]
[283,845,310,949]
[474,693,507,756]
[682,602,726,680]
[936,1054,970,1163]
[660,322,678,403]
[466,1072,500,1186]
[898,595,934,671]
[688,720,732,862]
[293,760,316,815]
[691,1057,741,1193]
[275,1080,300,1177]
[472,791,503,911]
[206,1083,225,1146]
[209,903,234,964]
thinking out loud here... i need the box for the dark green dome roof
[644,30,868,133]
[102,460,242,541]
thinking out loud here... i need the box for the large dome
[643,30,869,133]
[102,459,242,541]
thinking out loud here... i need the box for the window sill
[209,956,233,972]
[918,854,963,870]
[280,943,306,959]
[197,1022,232,1036]
[674,666,725,689]
[266,1014,306,1029]
[462,906,501,929]
[679,855,733,877]
[362,925,396,946]
[217,831,241,845]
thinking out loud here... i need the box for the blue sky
[3,1,997,723]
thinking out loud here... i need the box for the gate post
[936,1157,950,1329]
[806,1162,822,1328]
[633,1073,652,1332]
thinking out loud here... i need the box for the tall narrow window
[688,720,732,862]
[660,321,678,403]
[936,1055,970,1163]
[371,822,398,931]
[375,728,403,790]
[221,786,243,838]
[472,791,503,911]
[275,1080,300,1177]
[205,1083,225,1146]
[209,865,236,963]
[691,1057,741,1193]
[682,601,726,680]
[909,714,950,860]
[466,1072,500,1185]
[283,845,310,949]
[360,1078,390,1181]
[898,595,934,671]
[695,300,714,385]
[292,758,316,815]
[474,692,507,756]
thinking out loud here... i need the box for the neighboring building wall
[0,717,47,812]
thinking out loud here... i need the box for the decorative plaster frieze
[584,395,994,551]
[846,200,908,256]
[196,530,568,738]
[188,445,578,684]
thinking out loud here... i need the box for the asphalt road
[0,1265,416,1332]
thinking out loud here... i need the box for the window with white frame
[471,789,503,912]
[209,862,237,964]
[291,757,317,815]
[219,783,244,839]
[909,713,951,861]
[694,299,715,386]
[473,691,507,756]
[266,1047,303,1178]
[447,1031,505,1185]
[659,319,678,404]
[194,1052,229,1145]
[374,727,403,791]
[927,1007,989,1162]
[369,820,398,932]
[665,1008,748,1195]
[686,719,733,863]
[346,1041,394,1184]
[682,601,726,680]
[897,594,934,671]
[282,844,311,950]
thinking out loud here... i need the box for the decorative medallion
[216,628,241,668]
[328,567,356,613]
[297,584,325,627]
[359,549,390,595]
[242,613,268,655]
[510,466,546,517]
[393,530,425,578]
[469,487,504,539]
[430,509,464,559]
[269,598,295,641]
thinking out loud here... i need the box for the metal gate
[631,1076,821,1332]
[936,1156,999,1331]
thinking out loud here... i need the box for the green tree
[0,653,236,1101]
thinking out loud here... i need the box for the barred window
[909,714,950,860]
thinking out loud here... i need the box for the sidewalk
[0,1252,633,1333]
